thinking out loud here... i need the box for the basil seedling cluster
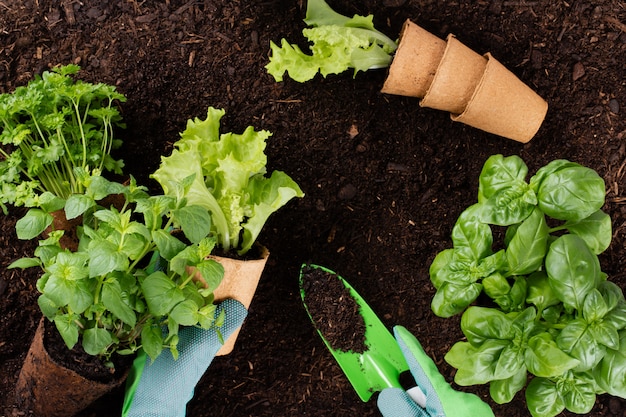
[431,154,625,417]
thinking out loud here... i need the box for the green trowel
[299,263,425,404]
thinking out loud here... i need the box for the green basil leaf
[141,271,185,316]
[526,332,579,377]
[483,273,510,299]
[529,159,580,191]
[445,339,510,385]
[461,306,513,345]
[505,207,549,275]
[526,271,560,311]
[605,302,626,331]
[101,279,136,327]
[192,259,224,292]
[556,318,606,371]
[478,154,528,202]
[152,229,187,261]
[594,331,626,397]
[169,299,200,326]
[546,235,601,311]
[15,209,53,240]
[141,323,164,361]
[560,372,596,414]
[8,257,41,269]
[451,204,493,260]
[37,294,59,319]
[526,377,565,417]
[173,204,212,244]
[53,314,80,350]
[87,240,129,277]
[537,165,605,222]
[82,326,113,356]
[65,193,95,219]
[480,182,537,226]
[589,321,619,350]
[564,210,612,254]
[431,281,482,318]
[489,367,527,404]
[598,281,625,312]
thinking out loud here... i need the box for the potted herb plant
[0,64,126,250]
[265,0,547,143]
[430,154,626,417]
[10,174,227,417]
[0,64,126,210]
[151,106,304,354]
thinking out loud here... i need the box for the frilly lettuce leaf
[151,107,304,254]
[266,0,397,82]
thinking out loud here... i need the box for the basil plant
[430,155,626,417]
[10,172,226,366]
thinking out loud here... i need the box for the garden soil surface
[1,1,625,416]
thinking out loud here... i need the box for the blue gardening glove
[377,326,494,417]
[122,299,248,417]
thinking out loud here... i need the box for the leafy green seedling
[151,107,304,255]
[266,0,397,82]
[431,155,624,417]
[0,64,126,213]
[10,174,225,366]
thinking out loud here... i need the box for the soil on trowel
[301,266,367,354]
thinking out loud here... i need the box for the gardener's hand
[377,326,494,417]
[122,299,248,417]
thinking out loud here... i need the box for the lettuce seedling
[10,174,225,365]
[0,64,125,213]
[266,0,397,82]
[430,155,625,417]
[151,107,304,255]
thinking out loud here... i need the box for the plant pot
[211,244,270,356]
[420,35,487,114]
[382,19,548,143]
[451,53,549,143]
[15,318,128,417]
[381,20,446,98]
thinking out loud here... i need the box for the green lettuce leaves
[266,0,397,82]
[151,107,304,254]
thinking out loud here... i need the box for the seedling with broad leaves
[9,173,226,366]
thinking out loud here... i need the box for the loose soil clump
[301,267,367,353]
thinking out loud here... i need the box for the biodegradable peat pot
[211,244,270,356]
[382,19,548,143]
[15,318,128,417]
[381,20,446,97]
[420,35,487,114]
[451,53,549,143]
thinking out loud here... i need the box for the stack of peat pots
[382,20,548,143]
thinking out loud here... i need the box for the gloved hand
[122,299,248,417]
[377,326,494,417]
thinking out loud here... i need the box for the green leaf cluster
[265,0,397,82]
[430,155,624,417]
[151,107,304,254]
[0,64,125,213]
[9,174,224,365]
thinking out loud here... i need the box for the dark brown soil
[301,266,367,353]
[1,1,625,416]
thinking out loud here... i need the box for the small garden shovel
[299,264,425,405]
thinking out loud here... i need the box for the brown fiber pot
[15,318,128,417]
[209,244,269,356]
